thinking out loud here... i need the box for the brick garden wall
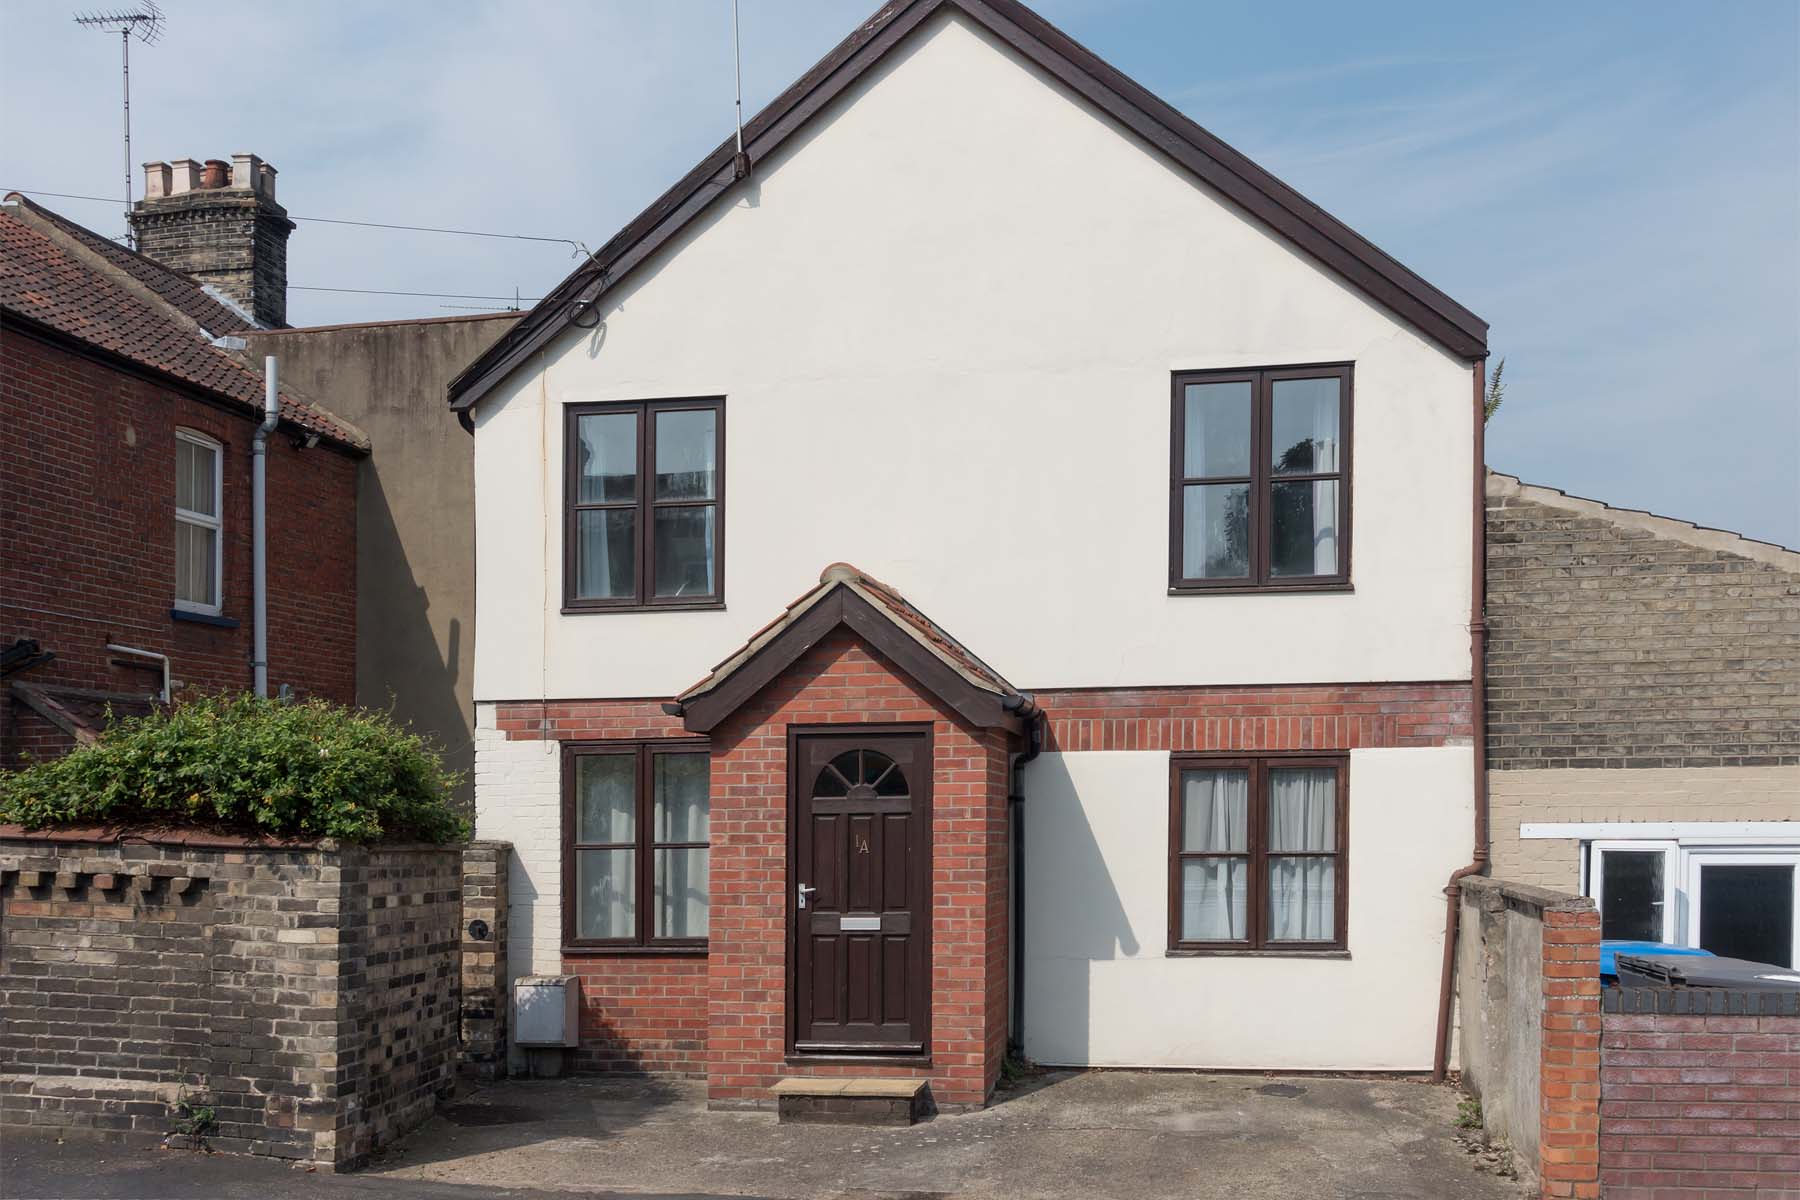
[1600,989,1800,1197]
[1,327,357,764]
[1456,876,1602,1199]
[460,840,510,1082]
[0,831,460,1169]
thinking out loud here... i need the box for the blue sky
[3,1,1796,544]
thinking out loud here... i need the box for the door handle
[797,883,818,910]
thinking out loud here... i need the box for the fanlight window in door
[813,749,909,799]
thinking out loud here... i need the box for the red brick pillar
[1539,903,1601,1198]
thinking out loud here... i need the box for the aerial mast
[73,2,164,247]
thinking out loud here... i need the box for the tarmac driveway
[359,1069,1524,1200]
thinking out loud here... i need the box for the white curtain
[1181,770,1249,940]
[576,757,636,938]
[578,849,635,939]
[1268,768,1336,941]
[1310,397,1339,574]
[655,849,709,938]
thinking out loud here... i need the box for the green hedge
[0,694,468,844]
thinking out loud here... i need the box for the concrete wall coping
[1460,873,1594,914]
[1487,469,1800,570]
[1602,986,1800,1016]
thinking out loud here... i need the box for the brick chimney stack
[130,154,294,327]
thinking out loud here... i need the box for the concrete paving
[360,1069,1525,1200]
[1,1071,1525,1200]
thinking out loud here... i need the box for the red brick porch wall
[706,629,1012,1108]
[489,632,1014,1105]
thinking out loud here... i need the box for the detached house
[452,0,1489,1107]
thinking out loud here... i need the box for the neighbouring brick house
[1485,470,1800,970]
[456,0,1490,1109]
[0,189,365,762]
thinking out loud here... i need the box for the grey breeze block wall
[0,832,461,1169]
[1485,471,1800,771]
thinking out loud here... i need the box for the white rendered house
[450,0,1489,1105]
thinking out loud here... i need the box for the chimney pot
[257,161,278,202]
[142,162,171,200]
[202,160,229,189]
[230,153,264,194]
[169,159,201,194]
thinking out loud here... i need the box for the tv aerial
[74,2,164,247]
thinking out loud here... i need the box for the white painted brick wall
[472,704,562,982]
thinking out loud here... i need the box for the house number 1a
[855,833,871,855]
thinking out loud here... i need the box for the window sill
[562,601,726,615]
[561,943,708,958]
[170,608,240,629]
[1168,583,1353,597]
[1166,947,1350,959]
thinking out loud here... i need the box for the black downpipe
[1006,703,1044,1056]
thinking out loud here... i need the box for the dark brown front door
[790,728,931,1055]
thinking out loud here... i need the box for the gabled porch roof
[671,563,1033,735]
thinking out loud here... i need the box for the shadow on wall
[1023,753,1139,1067]
[358,466,473,810]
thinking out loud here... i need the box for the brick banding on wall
[1032,682,1473,752]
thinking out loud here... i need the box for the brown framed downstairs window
[564,397,724,611]
[1168,754,1348,953]
[562,741,710,951]
[1169,364,1351,592]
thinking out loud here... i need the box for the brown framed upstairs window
[1170,364,1351,592]
[564,397,724,611]
[563,741,710,952]
[1169,753,1348,954]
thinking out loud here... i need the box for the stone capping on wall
[1461,874,1594,917]
[1487,470,1800,570]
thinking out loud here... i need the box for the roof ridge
[447,0,1486,412]
[1487,469,1800,571]
[5,192,255,335]
[0,207,367,452]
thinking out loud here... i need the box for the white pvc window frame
[1588,840,1679,943]
[1566,828,1800,965]
[1684,847,1800,969]
[173,428,224,615]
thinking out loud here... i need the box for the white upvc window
[174,430,223,614]
[1589,840,1680,944]
[1564,829,1800,969]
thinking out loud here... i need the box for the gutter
[1432,359,1491,1082]
[251,356,280,698]
[1004,693,1045,1057]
